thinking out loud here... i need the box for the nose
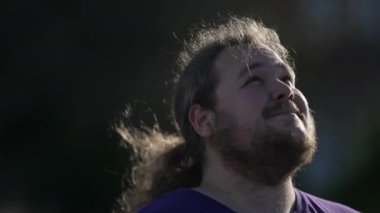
[271,80,294,101]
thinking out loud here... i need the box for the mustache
[262,101,305,120]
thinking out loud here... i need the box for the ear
[188,104,214,139]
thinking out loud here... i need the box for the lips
[265,108,304,121]
[267,109,294,116]
[268,110,294,117]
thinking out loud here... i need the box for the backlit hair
[115,16,291,212]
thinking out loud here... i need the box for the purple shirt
[138,188,359,213]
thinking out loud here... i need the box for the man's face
[209,45,316,185]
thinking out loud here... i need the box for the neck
[194,146,296,213]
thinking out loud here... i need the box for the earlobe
[188,104,214,139]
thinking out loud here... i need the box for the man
[117,17,359,213]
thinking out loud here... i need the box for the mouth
[266,109,305,121]
[263,101,306,123]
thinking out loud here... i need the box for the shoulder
[295,189,360,213]
[137,188,199,213]
[138,188,234,213]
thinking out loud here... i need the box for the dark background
[1,0,379,212]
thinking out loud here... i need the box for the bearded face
[207,45,317,185]
[210,101,316,185]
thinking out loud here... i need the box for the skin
[212,45,309,140]
[188,44,315,213]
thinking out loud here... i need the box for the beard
[210,104,317,186]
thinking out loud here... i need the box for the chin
[212,111,317,185]
[287,125,308,142]
[267,113,306,128]
[267,121,307,140]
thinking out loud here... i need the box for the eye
[280,75,294,86]
[243,75,262,87]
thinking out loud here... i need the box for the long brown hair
[115,16,291,212]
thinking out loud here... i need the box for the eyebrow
[238,61,296,80]
[238,62,264,79]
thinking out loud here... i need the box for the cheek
[239,88,267,112]
[233,90,267,127]
[293,89,309,115]
[215,84,268,126]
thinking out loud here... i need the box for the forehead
[212,44,288,78]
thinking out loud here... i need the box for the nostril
[277,94,285,100]
[272,83,294,101]
[277,93,294,101]
[288,93,295,100]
